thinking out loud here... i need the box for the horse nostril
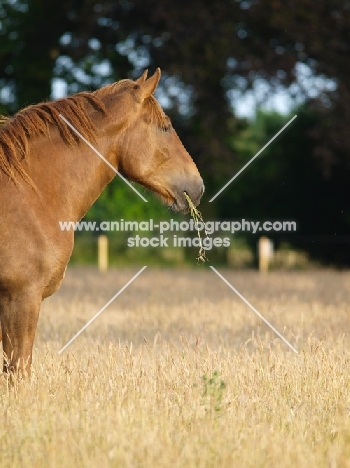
[195,180,205,203]
[186,180,204,206]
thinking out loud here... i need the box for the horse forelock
[144,96,170,130]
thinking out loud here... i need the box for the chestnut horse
[0,68,204,375]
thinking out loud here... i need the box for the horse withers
[0,68,204,376]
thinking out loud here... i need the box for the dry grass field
[1,267,349,467]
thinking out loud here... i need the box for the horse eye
[162,125,171,133]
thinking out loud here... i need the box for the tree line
[1,0,350,264]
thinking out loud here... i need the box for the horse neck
[28,124,119,222]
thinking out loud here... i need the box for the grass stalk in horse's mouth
[184,192,209,263]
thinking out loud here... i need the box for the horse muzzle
[171,178,205,212]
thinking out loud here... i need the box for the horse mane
[0,78,168,188]
[0,90,108,188]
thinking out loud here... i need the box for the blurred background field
[0,267,348,467]
[39,267,350,351]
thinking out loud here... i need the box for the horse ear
[135,69,148,84]
[138,68,161,101]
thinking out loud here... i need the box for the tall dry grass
[1,267,349,467]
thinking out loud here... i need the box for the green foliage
[0,0,69,111]
[224,110,293,210]
[217,108,350,264]
[202,370,227,414]
[84,178,172,222]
